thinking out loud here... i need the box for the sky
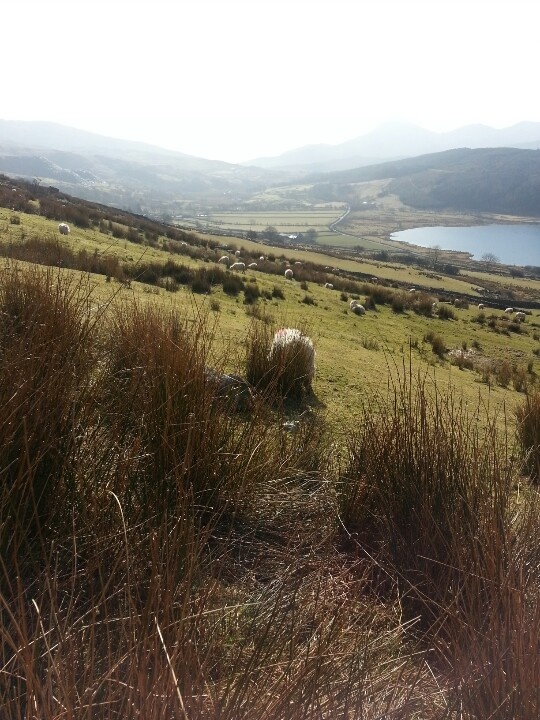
[3,0,540,163]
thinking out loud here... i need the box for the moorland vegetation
[0,177,540,718]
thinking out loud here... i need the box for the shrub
[301,294,316,305]
[271,285,285,300]
[0,267,96,550]
[243,283,261,304]
[516,390,540,481]
[412,293,434,317]
[222,274,245,296]
[246,324,315,402]
[391,293,406,313]
[437,304,457,320]
[423,331,446,358]
[339,375,515,638]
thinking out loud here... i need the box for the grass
[2,182,540,716]
[1,268,539,718]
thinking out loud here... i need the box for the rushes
[1,265,539,719]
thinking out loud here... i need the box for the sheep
[230,262,246,273]
[268,328,316,387]
[294,261,302,267]
[218,255,229,265]
[478,303,485,310]
[505,307,514,314]
[204,367,254,411]
[247,262,258,269]
[324,283,334,289]
[259,256,265,261]
[284,268,294,279]
[350,299,365,315]
[515,311,526,322]
[409,287,416,293]
[235,250,241,257]
[58,222,70,235]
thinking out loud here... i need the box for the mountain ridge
[247,121,540,172]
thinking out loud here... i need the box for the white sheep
[247,262,258,269]
[58,222,70,235]
[259,256,265,261]
[294,261,302,266]
[268,328,316,383]
[505,307,514,314]
[284,268,294,279]
[230,262,246,273]
[350,299,365,315]
[235,250,241,257]
[324,282,334,289]
[515,311,526,322]
[478,303,485,310]
[409,287,416,293]
[218,255,229,265]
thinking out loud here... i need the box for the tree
[429,244,441,269]
[262,226,278,242]
[482,252,500,272]
[304,228,318,244]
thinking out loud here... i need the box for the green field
[2,204,539,430]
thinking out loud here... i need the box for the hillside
[306,147,540,217]
[248,120,540,172]
[0,120,289,213]
[1,176,540,719]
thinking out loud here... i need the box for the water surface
[391,225,540,266]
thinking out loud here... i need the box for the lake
[390,224,540,267]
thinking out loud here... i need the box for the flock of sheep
[56,226,528,325]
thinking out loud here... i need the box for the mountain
[0,120,287,213]
[248,121,540,172]
[307,147,540,217]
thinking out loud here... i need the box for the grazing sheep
[371,277,378,283]
[505,307,514,314]
[58,222,70,235]
[247,262,258,269]
[218,255,229,265]
[294,261,302,266]
[235,250,241,257]
[230,262,246,273]
[515,311,526,322]
[324,282,334,289]
[268,328,316,385]
[409,287,416,293]
[204,367,254,411]
[478,303,485,310]
[284,268,294,279]
[259,256,265,261]
[350,299,365,315]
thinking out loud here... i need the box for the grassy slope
[2,197,540,718]
[1,206,538,432]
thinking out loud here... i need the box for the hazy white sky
[3,0,540,162]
